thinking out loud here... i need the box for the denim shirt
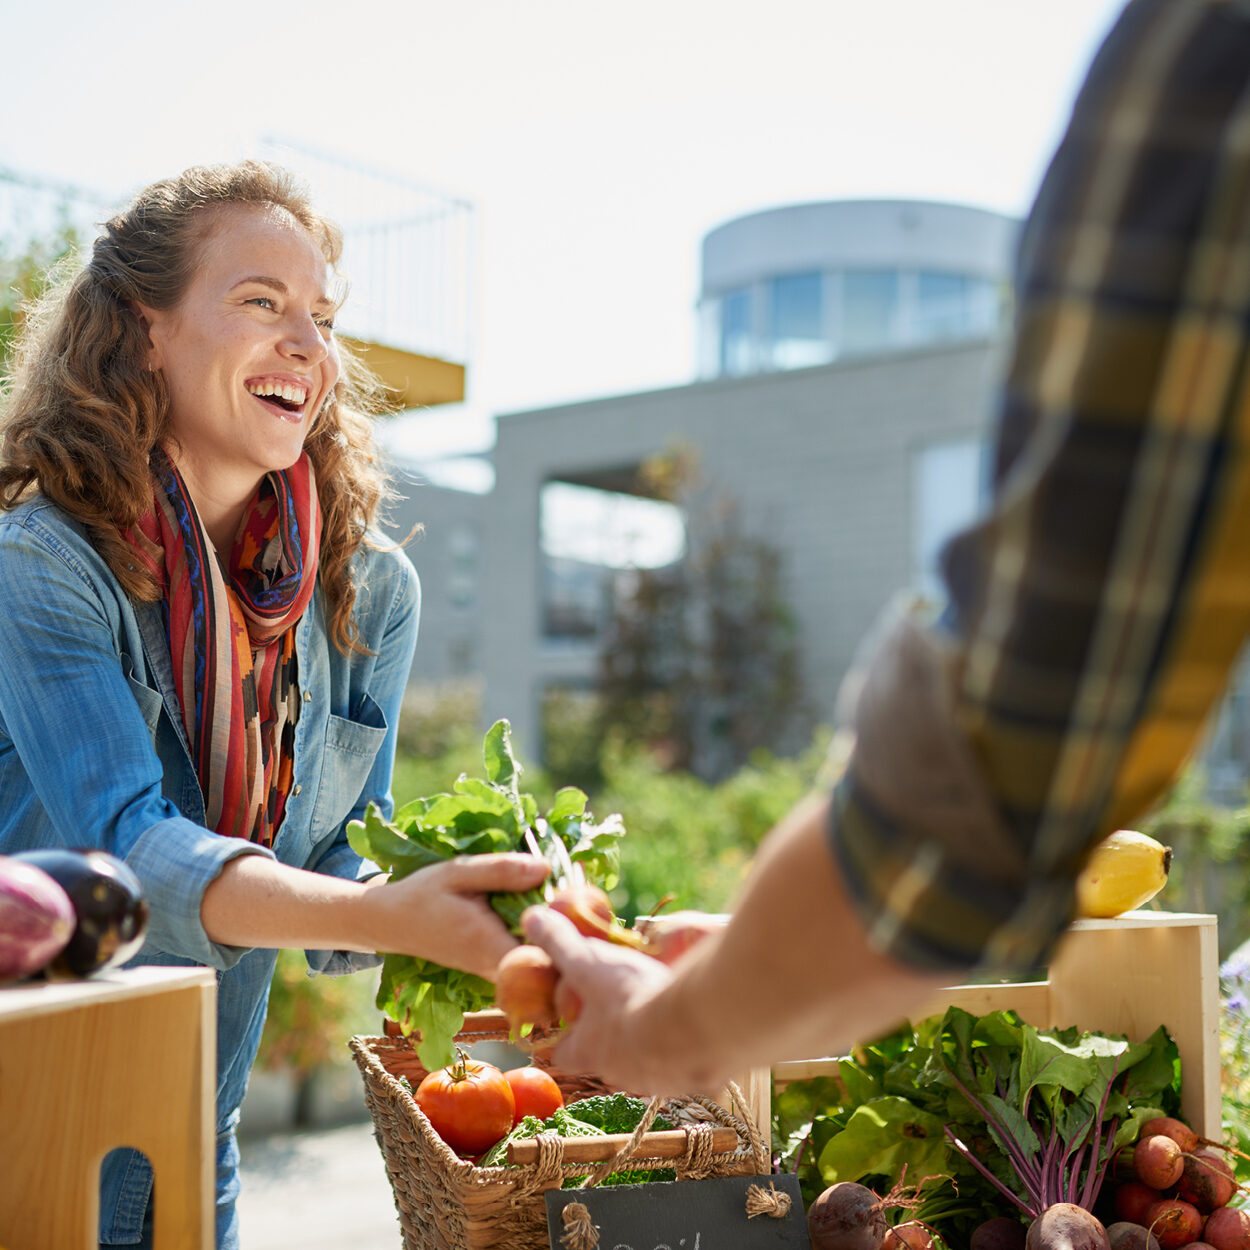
[0,494,420,1244]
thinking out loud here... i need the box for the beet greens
[774,1007,1180,1244]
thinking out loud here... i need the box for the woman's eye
[246,296,277,310]
[315,315,335,330]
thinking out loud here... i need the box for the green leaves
[773,1006,1182,1243]
[347,719,627,1070]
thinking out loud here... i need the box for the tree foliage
[0,219,82,379]
[595,447,812,782]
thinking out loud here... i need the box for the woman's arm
[202,851,548,980]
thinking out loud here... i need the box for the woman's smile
[139,201,341,544]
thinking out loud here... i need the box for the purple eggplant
[0,855,76,981]
[11,848,149,977]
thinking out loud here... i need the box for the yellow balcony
[344,336,466,410]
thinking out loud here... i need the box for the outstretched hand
[521,904,703,1095]
[363,853,549,980]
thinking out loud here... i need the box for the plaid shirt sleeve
[829,0,1250,976]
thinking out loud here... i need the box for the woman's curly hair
[0,159,395,654]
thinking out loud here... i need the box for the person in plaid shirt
[524,0,1250,1095]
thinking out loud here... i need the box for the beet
[1106,1222,1161,1250]
[1142,1199,1203,1250]
[11,848,148,977]
[972,1216,1029,1250]
[1175,1147,1236,1213]
[0,855,75,980]
[1135,1136,1185,1190]
[1026,1204,1111,1250]
[1115,1184,1163,1226]
[807,1182,888,1250]
[1204,1205,1250,1250]
[884,1222,934,1249]
[1138,1118,1199,1154]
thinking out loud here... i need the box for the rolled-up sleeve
[829,0,1250,976]
[0,511,273,970]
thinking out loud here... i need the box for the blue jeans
[98,1130,240,1249]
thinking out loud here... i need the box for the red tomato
[414,1050,516,1155]
[504,1065,565,1126]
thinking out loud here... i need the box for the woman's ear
[131,302,163,372]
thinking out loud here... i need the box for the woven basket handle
[504,1125,740,1165]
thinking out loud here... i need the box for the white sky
[2,0,1127,461]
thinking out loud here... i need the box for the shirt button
[292,784,302,796]
[303,691,312,703]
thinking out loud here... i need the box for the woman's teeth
[247,381,308,408]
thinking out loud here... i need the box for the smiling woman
[0,161,548,1250]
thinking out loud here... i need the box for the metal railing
[1,145,474,370]
[259,137,473,366]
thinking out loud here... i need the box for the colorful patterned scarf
[124,449,322,846]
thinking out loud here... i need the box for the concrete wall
[429,337,1008,759]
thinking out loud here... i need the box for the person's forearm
[200,855,380,952]
[573,794,954,1093]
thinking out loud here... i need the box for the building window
[540,481,686,640]
[913,271,1003,344]
[719,288,755,377]
[767,271,828,370]
[446,522,478,609]
[912,437,990,600]
[840,269,901,355]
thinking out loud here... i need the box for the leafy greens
[773,1006,1180,1245]
[347,719,626,1069]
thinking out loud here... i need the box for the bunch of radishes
[1105,1116,1248,1250]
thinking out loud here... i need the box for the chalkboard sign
[544,1172,811,1249]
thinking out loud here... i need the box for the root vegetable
[494,944,560,1032]
[1134,1135,1185,1190]
[884,1222,934,1249]
[1175,1147,1236,1213]
[1115,1184,1163,1226]
[972,1216,1028,1250]
[1106,1223,1161,1250]
[1139,1118,1199,1154]
[806,1182,888,1250]
[1025,1204,1111,1250]
[1142,1199,1203,1250]
[1203,1205,1250,1250]
[549,883,645,949]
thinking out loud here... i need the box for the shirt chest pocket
[308,692,390,839]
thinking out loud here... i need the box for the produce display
[347,719,719,1068]
[2,847,148,980]
[399,1048,677,1183]
[777,1006,1248,1250]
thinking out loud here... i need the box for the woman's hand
[363,853,550,979]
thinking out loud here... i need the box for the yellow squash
[1075,829,1172,918]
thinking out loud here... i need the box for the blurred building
[394,199,1019,759]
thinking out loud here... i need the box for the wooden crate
[770,911,1222,1139]
[0,966,217,1249]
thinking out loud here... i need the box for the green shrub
[595,728,833,922]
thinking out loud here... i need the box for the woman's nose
[282,313,329,364]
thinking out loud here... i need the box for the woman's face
[141,202,341,509]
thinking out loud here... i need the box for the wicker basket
[350,1010,770,1250]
